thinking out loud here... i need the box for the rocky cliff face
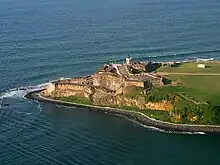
[46,73,173,111]
[116,95,173,111]
[49,87,173,111]
[92,90,117,106]
[90,90,173,111]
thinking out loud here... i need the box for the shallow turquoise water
[1,0,220,164]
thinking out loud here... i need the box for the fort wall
[124,80,144,88]
[93,73,124,91]
[55,83,85,91]
[57,77,93,85]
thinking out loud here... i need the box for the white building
[197,64,205,68]
[196,58,214,62]
[125,55,132,65]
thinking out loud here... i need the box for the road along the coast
[25,90,220,135]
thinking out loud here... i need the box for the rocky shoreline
[25,90,220,135]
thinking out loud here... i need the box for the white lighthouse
[125,55,132,65]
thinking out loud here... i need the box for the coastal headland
[25,56,220,134]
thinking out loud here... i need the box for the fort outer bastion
[42,56,168,110]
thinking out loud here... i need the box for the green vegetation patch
[173,98,220,125]
[140,109,170,122]
[115,105,170,122]
[123,86,144,99]
[56,96,92,105]
[156,62,220,73]
[144,86,175,102]
[116,105,140,111]
[166,75,220,104]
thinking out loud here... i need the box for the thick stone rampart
[124,80,144,88]
[55,83,85,91]
[43,71,166,109]
[93,72,124,91]
[57,77,93,85]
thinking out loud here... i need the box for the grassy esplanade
[153,61,220,125]
[156,62,220,104]
[156,62,220,74]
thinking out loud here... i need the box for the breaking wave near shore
[0,83,49,99]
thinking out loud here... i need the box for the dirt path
[176,93,202,105]
[156,72,220,76]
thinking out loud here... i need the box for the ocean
[1,0,220,164]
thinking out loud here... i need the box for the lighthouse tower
[125,55,132,65]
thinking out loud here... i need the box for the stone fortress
[42,56,167,107]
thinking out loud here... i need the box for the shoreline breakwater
[25,90,220,135]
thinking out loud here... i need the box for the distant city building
[196,58,214,62]
[168,61,176,67]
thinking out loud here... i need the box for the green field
[164,75,220,104]
[154,62,220,104]
[56,96,92,105]
[156,62,220,73]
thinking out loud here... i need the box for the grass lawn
[56,96,92,105]
[164,75,220,104]
[156,62,220,73]
[140,109,170,122]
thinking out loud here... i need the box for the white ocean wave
[56,105,77,109]
[0,82,49,99]
[37,104,43,112]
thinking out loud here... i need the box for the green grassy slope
[165,75,220,104]
[157,62,220,73]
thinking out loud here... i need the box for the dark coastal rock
[0,100,9,107]
[25,90,220,135]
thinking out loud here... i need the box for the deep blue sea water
[1,0,220,164]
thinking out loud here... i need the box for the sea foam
[0,82,49,99]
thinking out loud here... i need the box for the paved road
[156,72,220,76]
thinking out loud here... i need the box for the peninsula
[26,56,220,134]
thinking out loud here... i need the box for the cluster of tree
[145,88,174,102]
[173,98,220,125]
[145,87,220,125]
